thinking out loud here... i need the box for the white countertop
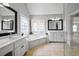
[0,35,27,49]
[0,34,47,49]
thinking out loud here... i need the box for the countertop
[0,35,27,49]
[0,34,47,49]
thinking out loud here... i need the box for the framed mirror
[0,4,17,36]
[48,19,63,30]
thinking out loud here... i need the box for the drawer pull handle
[21,45,24,48]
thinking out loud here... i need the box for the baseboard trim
[49,41,66,43]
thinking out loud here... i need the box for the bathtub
[27,34,48,49]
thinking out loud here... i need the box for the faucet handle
[45,33,48,35]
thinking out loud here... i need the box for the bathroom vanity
[0,36,28,56]
[0,34,47,56]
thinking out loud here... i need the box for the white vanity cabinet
[14,38,27,56]
[0,36,29,56]
[0,44,14,56]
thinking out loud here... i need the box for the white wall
[31,15,46,34]
[9,3,30,36]
[20,13,30,35]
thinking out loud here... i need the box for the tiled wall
[20,14,30,35]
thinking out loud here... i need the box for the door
[72,16,79,45]
[70,16,79,56]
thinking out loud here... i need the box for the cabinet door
[14,38,28,56]
[0,44,13,56]
[15,47,21,56]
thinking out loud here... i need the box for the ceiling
[26,3,64,15]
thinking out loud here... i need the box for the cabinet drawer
[15,38,26,48]
[0,44,13,56]
[15,43,26,56]
[15,38,26,56]
[15,39,22,48]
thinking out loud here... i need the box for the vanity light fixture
[50,17,61,20]
[3,19,12,21]
[55,17,61,20]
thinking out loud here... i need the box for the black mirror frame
[0,5,17,37]
[48,19,63,30]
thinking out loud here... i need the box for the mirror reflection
[0,5,15,33]
[2,20,13,30]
